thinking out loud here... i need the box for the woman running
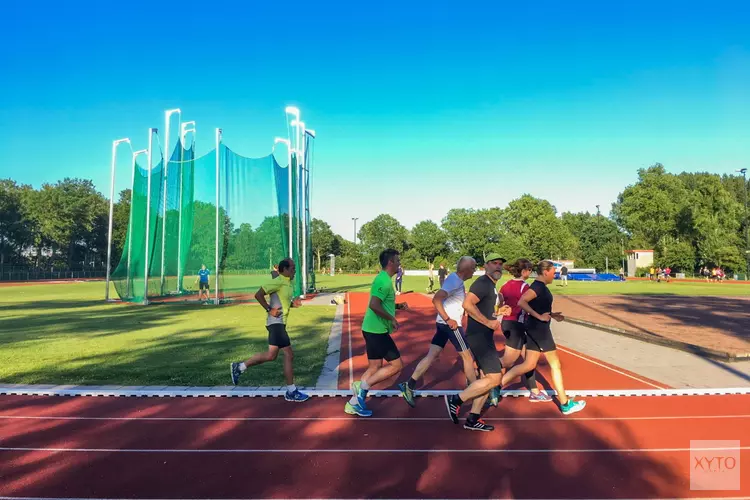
[501,260,586,415]
[498,258,551,402]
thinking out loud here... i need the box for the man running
[346,249,409,417]
[443,253,510,431]
[230,258,310,403]
[398,256,478,407]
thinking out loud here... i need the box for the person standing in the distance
[438,263,448,288]
[230,258,310,403]
[443,254,510,431]
[501,260,586,415]
[559,264,568,287]
[427,263,435,293]
[395,264,404,295]
[195,264,210,302]
[398,256,478,408]
[346,249,409,417]
[497,259,550,403]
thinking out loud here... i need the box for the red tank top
[500,279,530,323]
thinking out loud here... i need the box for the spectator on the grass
[395,264,404,294]
[560,265,568,286]
[649,266,655,280]
[619,267,625,280]
[664,267,671,282]
[438,263,448,287]
[428,263,435,292]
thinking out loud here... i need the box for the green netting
[112,138,305,304]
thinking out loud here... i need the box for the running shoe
[529,391,552,403]
[285,389,310,403]
[488,386,500,407]
[230,362,242,385]
[444,395,461,424]
[345,401,372,417]
[464,418,495,432]
[561,399,586,415]
[351,380,367,408]
[398,382,416,408]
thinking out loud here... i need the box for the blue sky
[1,1,749,239]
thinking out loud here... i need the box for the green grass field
[315,273,750,296]
[0,281,334,387]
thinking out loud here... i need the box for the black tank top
[527,280,553,324]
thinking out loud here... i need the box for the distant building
[626,249,654,276]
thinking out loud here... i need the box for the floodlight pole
[214,128,222,305]
[177,120,196,293]
[737,168,749,278]
[126,148,149,298]
[160,108,181,296]
[274,137,293,260]
[291,119,308,296]
[105,138,132,301]
[143,128,158,305]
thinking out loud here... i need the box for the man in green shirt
[230,258,309,403]
[346,249,409,417]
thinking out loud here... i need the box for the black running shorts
[525,320,557,352]
[465,329,502,374]
[363,331,401,361]
[431,323,469,352]
[267,323,291,348]
[501,320,527,351]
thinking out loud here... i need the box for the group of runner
[229,249,586,427]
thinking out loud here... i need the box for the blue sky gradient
[1,1,749,238]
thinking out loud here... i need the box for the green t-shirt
[261,275,293,325]
[362,270,396,334]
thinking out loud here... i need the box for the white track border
[0,385,748,399]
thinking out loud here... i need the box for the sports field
[0,280,334,387]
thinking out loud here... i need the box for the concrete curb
[315,303,344,389]
[566,318,750,362]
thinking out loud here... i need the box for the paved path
[552,320,750,388]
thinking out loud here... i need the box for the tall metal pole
[274,138,293,260]
[126,149,148,298]
[738,168,749,279]
[106,138,131,301]
[352,217,358,244]
[177,120,196,293]
[292,119,308,296]
[143,128,157,305]
[215,128,222,305]
[161,109,181,296]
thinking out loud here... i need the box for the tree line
[1,164,748,275]
[311,164,749,275]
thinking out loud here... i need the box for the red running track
[0,394,748,498]
[338,292,668,391]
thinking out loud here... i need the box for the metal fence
[0,268,107,282]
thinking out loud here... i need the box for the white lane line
[557,346,667,389]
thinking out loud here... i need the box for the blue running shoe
[285,389,310,403]
[398,382,416,408]
[351,380,367,408]
[488,386,500,407]
[230,362,241,385]
[345,401,372,417]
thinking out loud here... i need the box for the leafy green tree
[411,220,449,265]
